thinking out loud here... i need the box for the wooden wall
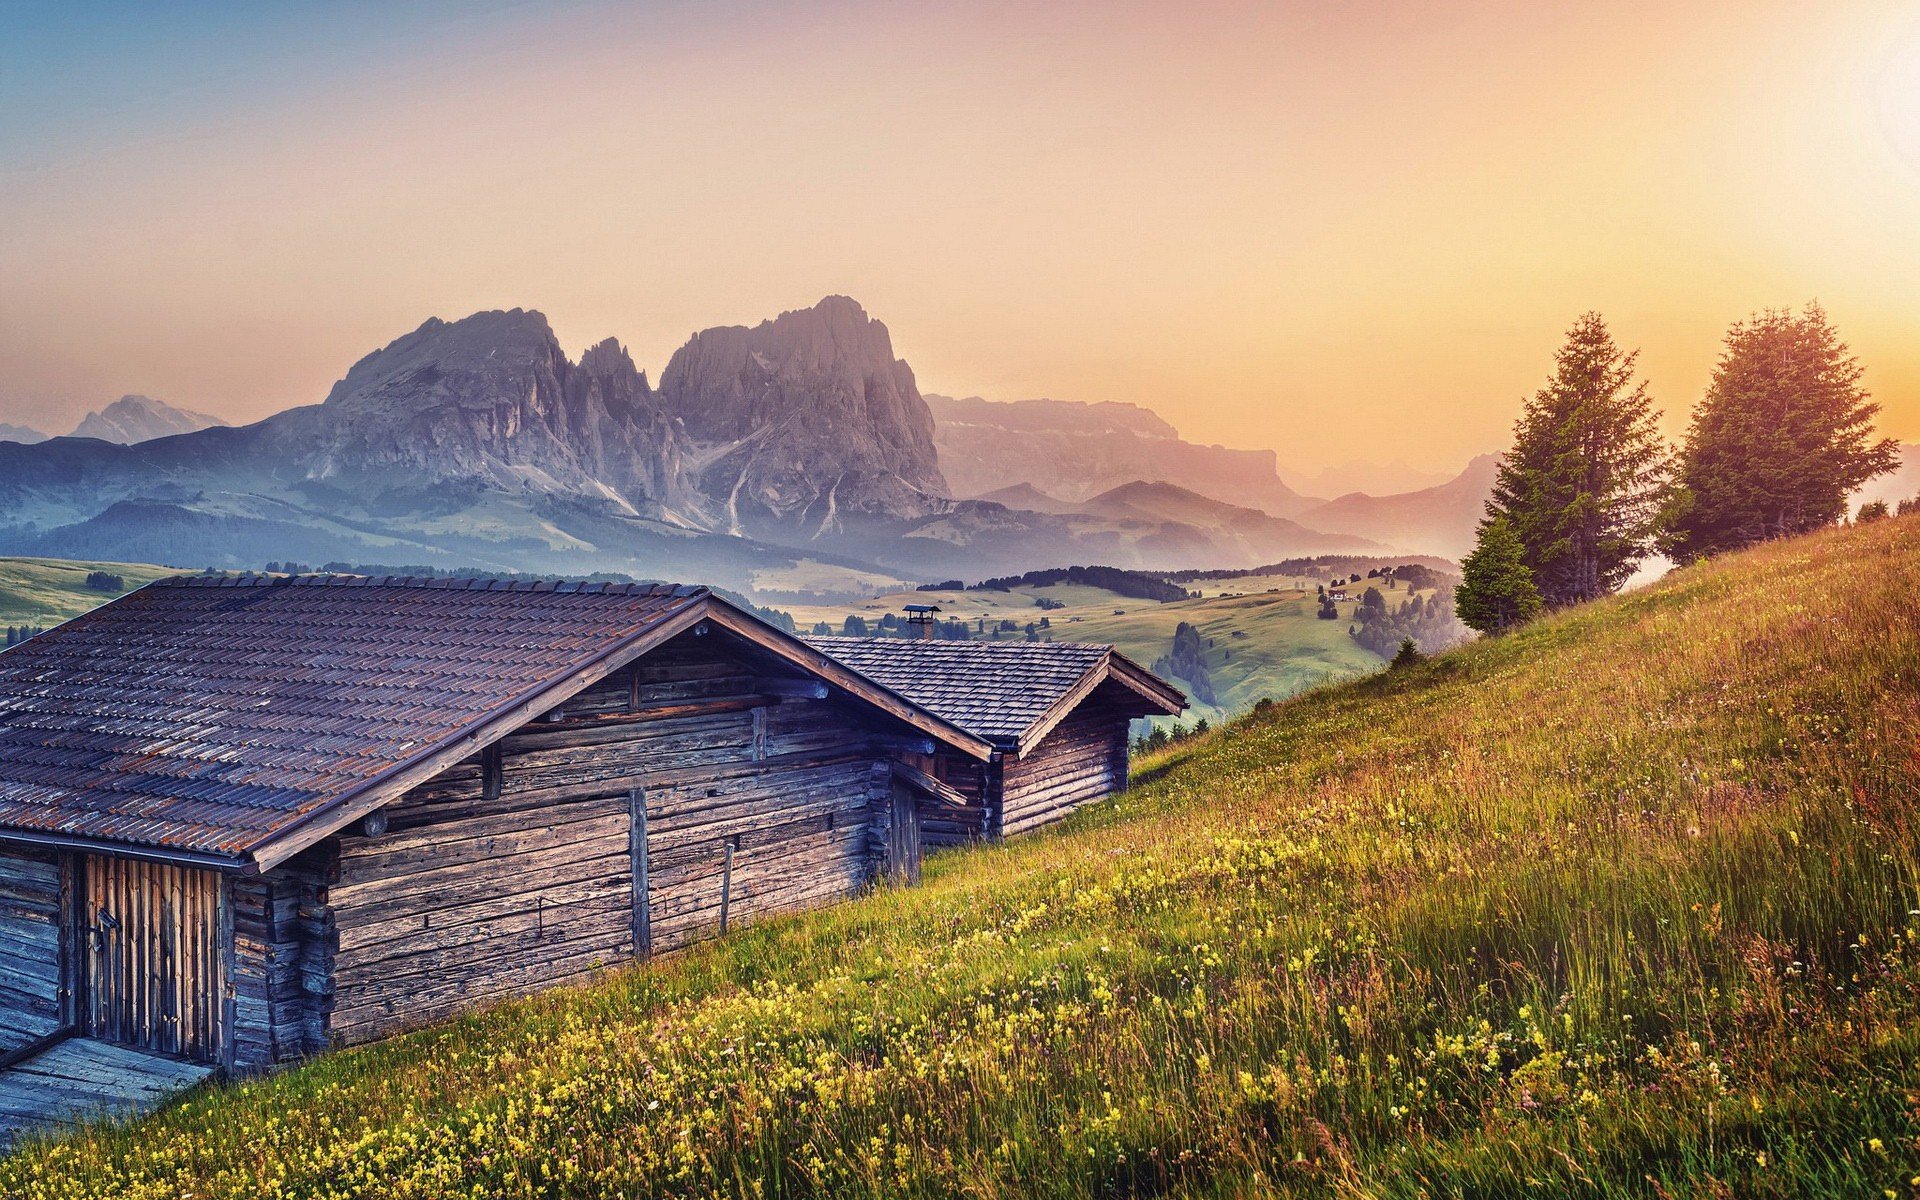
[996,694,1135,840]
[229,847,334,1073]
[0,847,65,1057]
[317,633,899,1047]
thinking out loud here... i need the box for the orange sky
[2,1,1917,473]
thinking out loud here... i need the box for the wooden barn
[805,638,1185,846]
[0,576,994,1082]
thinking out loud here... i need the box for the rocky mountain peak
[322,309,567,414]
[299,308,681,510]
[658,296,949,539]
[70,395,226,444]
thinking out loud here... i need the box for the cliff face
[924,393,1314,517]
[659,296,948,538]
[299,310,685,514]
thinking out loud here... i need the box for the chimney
[905,603,940,640]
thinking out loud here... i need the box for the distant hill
[972,482,1082,515]
[1297,452,1500,559]
[927,393,1318,518]
[1280,457,1452,500]
[1078,480,1373,558]
[0,555,173,629]
[69,395,226,444]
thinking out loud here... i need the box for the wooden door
[84,857,225,1062]
[887,783,922,885]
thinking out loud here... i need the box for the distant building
[806,638,1185,845]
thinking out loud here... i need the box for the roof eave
[0,828,255,874]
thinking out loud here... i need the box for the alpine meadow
[1,512,1914,1199]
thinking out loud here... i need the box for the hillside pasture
[5,515,1916,1197]
[0,556,174,631]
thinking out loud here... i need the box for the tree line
[1457,304,1902,634]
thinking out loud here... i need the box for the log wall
[229,847,334,1072]
[0,847,65,1056]
[915,753,993,849]
[996,698,1133,839]
[320,634,898,1046]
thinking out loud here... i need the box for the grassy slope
[6,516,1920,1198]
[0,557,175,629]
[789,582,1392,725]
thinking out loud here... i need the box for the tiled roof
[0,575,707,862]
[805,637,1180,746]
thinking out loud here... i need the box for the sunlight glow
[1876,28,1920,179]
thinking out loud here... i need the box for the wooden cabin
[805,638,1185,845]
[0,576,993,1075]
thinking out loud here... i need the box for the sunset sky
[3,1,1918,476]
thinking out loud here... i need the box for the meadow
[3,514,1918,1198]
[0,557,172,630]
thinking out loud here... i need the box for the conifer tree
[1456,515,1544,634]
[1486,313,1671,607]
[1661,304,1899,563]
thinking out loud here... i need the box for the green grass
[0,557,175,630]
[1060,588,1393,722]
[6,515,1920,1198]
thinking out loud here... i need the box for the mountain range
[0,395,226,447]
[0,298,1434,595]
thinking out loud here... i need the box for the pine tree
[1389,637,1422,669]
[1662,304,1899,563]
[1456,516,1544,634]
[1488,313,1671,607]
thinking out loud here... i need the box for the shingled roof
[0,575,990,872]
[805,637,1184,753]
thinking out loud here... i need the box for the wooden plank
[631,788,649,960]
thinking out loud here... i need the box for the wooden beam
[872,734,936,756]
[890,760,971,810]
[754,677,828,700]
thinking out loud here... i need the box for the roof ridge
[152,573,706,597]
